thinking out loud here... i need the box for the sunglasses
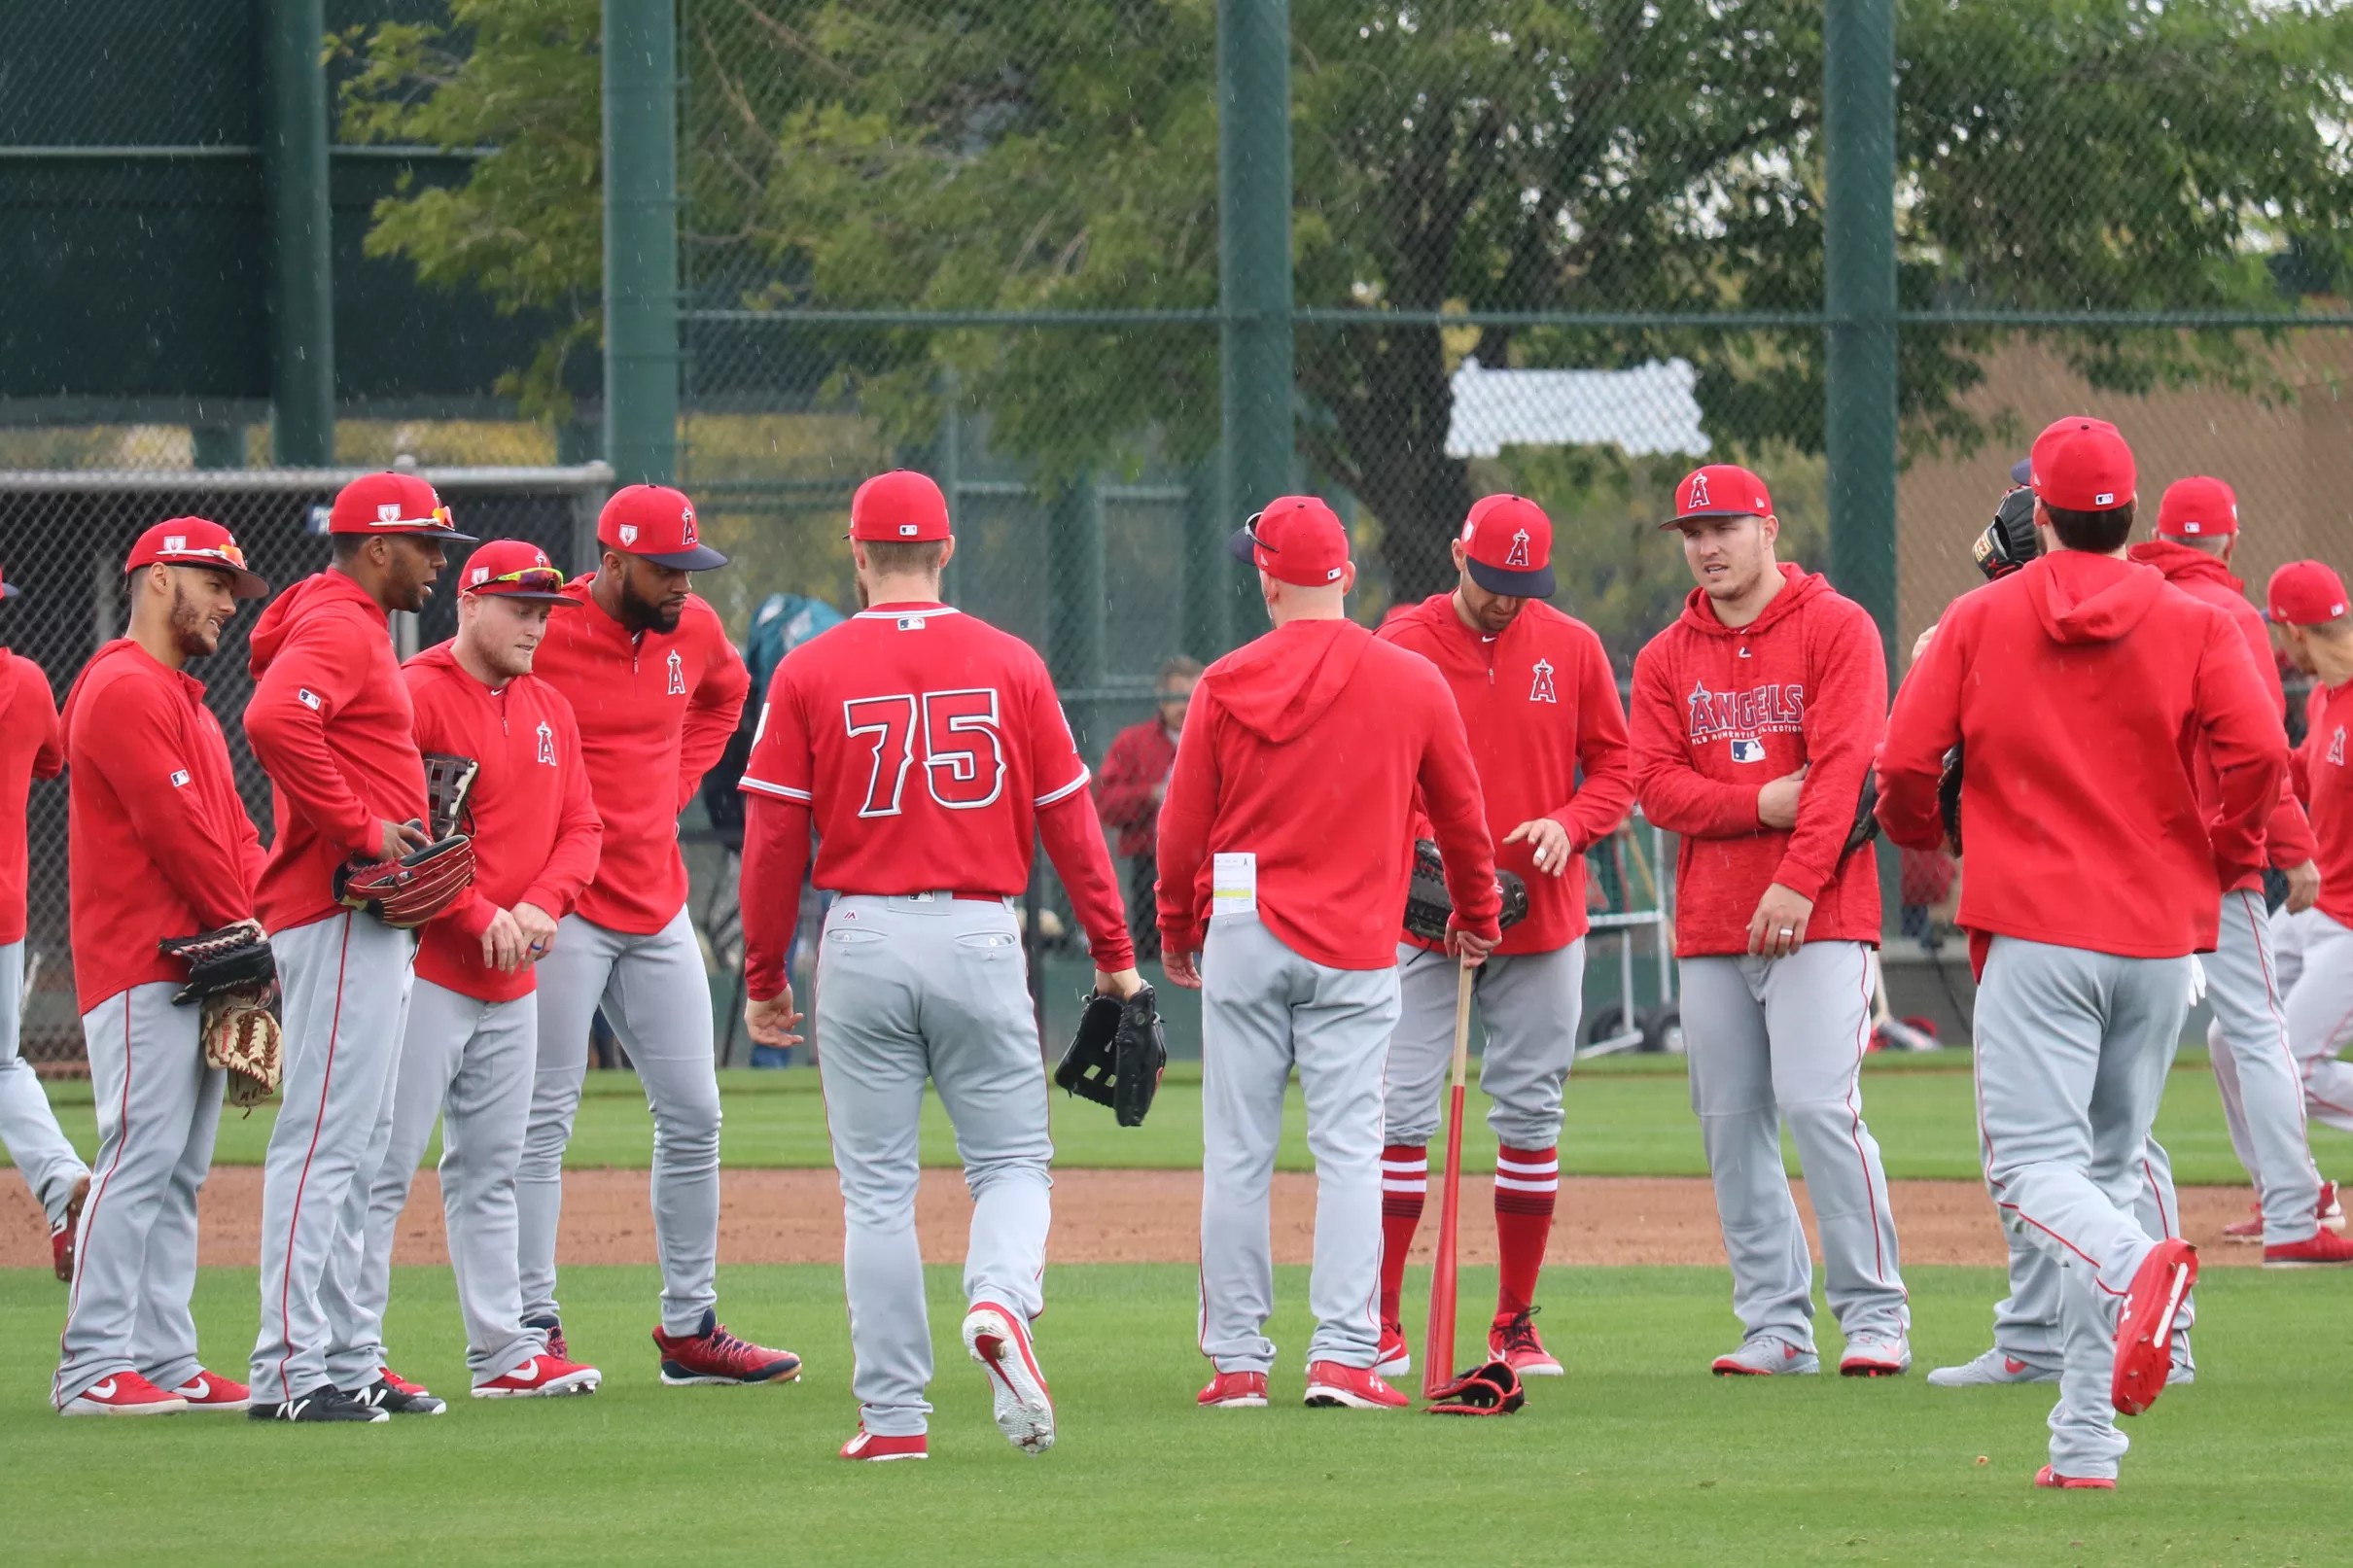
[166,541,249,569]
[1241,510,1279,553]
[470,565,565,595]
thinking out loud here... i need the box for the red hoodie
[1095,717,1178,859]
[2126,540,2317,889]
[0,650,63,946]
[1878,551,2285,958]
[2298,679,2353,927]
[244,572,428,933]
[1156,617,1500,970]
[63,641,264,1010]
[529,578,749,934]
[1630,566,1885,957]
[404,643,604,1003]
[1377,594,1633,955]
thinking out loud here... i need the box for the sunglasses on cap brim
[156,544,271,599]
[464,565,574,601]
[375,505,479,542]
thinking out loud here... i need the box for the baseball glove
[334,831,476,928]
[422,751,481,841]
[1971,486,2042,582]
[1402,838,1531,946]
[1938,745,1965,856]
[157,923,275,1006]
[1425,1359,1526,1417]
[202,988,283,1111]
[1841,774,1880,865]
[1053,984,1167,1128]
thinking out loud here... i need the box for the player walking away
[1630,463,1910,1378]
[1095,656,1203,961]
[1879,418,2287,1488]
[0,565,91,1282]
[1371,495,1633,1379]
[346,541,608,1403]
[738,470,1142,1461]
[245,472,474,1424]
[522,485,797,1384]
[52,520,270,1416]
[1159,497,1501,1413]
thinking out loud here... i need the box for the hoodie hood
[1678,562,1826,638]
[1205,618,1372,744]
[248,571,385,679]
[404,641,463,679]
[2128,538,2243,596]
[2026,550,2165,645]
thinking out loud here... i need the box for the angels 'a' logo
[666,648,685,696]
[1528,657,1558,704]
[536,719,556,766]
[2332,725,2346,768]
[680,505,698,545]
[1505,528,1530,569]
[1686,471,1710,509]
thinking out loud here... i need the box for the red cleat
[2321,1180,2346,1233]
[840,1426,928,1462]
[1490,1308,1563,1377]
[58,1371,186,1417]
[2263,1230,2353,1268]
[1303,1361,1408,1410]
[163,1370,250,1411]
[2035,1465,2116,1491]
[1374,1320,1411,1379]
[652,1310,801,1386]
[2221,1203,2264,1243]
[2113,1238,2196,1416]
[472,1353,602,1399]
[963,1301,1054,1455]
[1196,1371,1269,1409]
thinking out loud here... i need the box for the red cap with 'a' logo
[2266,560,2349,627]
[1228,496,1352,587]
[2156,475,2238,540]
[598,485,727,570]
[1458,494,1556,599]
[1667,464,1774,528]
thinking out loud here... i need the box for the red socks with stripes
[1493,1144,1559,1320]
[1378,1144,1427,1327]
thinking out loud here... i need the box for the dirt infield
[0,1167,2270,1272]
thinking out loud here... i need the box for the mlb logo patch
[898,523,919,537]
[297,688,321,711]
[1729,738,1767,764]
[168,769,190,787]
[896,615,924,631]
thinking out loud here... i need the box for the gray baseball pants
[1383,940,1582,1149]
[2280,911,2353,1136]
[2202,890,2326,1237]
[1200,914,1400,1376]
[815,893,1052,1439]
[53,981,223,1405]
[1982,1138,2191,1369]
[2,941,88,1230]
[1680,941,1908,1349]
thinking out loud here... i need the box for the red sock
[1379,1143,1427,1327]
[1493,1144,1559,1320]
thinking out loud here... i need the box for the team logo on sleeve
[536,720,556,766]
[666,649,685,696]
[168,769,191,787]
[2332,726,2346,768]
[298,688,321,711]
[1528,658,1557,704]
[1687,680,1805,759]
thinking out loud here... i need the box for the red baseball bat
[1421,960,1476,1398]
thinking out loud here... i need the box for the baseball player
[1094,656,1203,961]
[1629,463,1910,1377]
[245,471,474,1423]
[521,485,797,1384]
[1159,497,1501,1413]
[1,564,90,1283]
[739,470,1142,1461]
[52,519,270,1416]
[1879,417,2286,1488]
[343,540,607,1402]
[1371,495,1633,1379]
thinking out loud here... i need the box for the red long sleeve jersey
[1156,617,1501,971]
[1630,567,1885,958]
[0,650,64,945]
[2299,679,2353,928]
[62,641,263,1010]
[530,578,749,935]
[404,644,604,1003]
[1095,717,1178,859]
[1878,551,2285,958]
[1377,594,1634,955]
[736,603,1132,998]
[244,572,428,933]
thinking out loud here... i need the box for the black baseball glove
[1425,1359,1527,1416]
[1971,486,2042,582]
[1938,745,1965,855]
[1402,838,1531,946]
[157,923,276,1006]
[1053,983,1167,1128]
[1841,774,1880,865]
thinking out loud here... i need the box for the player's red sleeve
[1776,603,1887,899]
[1023,666,1092,810]
[522,702,605,920]
[1037,787,1136,972]
[90,677,259,928]
[1092,724,1159,830]
[1414,672,1502,943]
[1555,636,1633,850]
[677,620,750,811]
[741,792,813,1002]
[739,672,815,806]
[1155,686,1222,958]
[243,613,379,854]
[2195,611,2291,888]
[1629,643,1764,838]
[1876,612,1967,853]
[24,664,64,779]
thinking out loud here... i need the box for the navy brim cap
[1661,506,1763,528]
[1226,527,1259,567]
[0,582,18,599]
[637,543,729,571]
[379,524,479,543]
[1464,555,1556,599]
[2011,457,2032,485]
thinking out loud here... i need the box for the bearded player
[739,470,1141,1460]
[522,485,795,1384]
[2267,561,2353,1156]
[1371,495,1633,1379]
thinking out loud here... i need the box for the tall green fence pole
[1217,0,1292,632]
[604,0,680,485]
[264,0,334,466]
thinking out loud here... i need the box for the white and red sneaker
[59,1371,187,1417]
[164,1371,250,1411]
[652,1310,801,1386]
[2221,1202,2265,1244]
[1373,1320,1411,1379]
[1303,1361,1408,1410]
[2321,1180,2345,1233]
[962,1301,1054,1455]
[2035,1465,2116,1491]
[473,1353,603,1399]
[1197,1371,1268,1409]
[1489,1308,1563,1377]
[840,1426,928,1462]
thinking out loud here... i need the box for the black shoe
[248,1384,390,1423]
[354,1377,447,1416]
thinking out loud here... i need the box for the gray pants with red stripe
[249,912,416,1406]
[3,942,89,1234]
[53,982,223,1406]
[2281,910,2353,1136]
[1983,1138,2189,1370]
[2204,889,2327,1237]
[1681,941,1908,1350]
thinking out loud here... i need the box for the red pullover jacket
[1377,593,1633,955]
[63,641,263,1010]
[1631,566,1885,957]
[244,572,428,933]
[0,649,63,946]
[2126,540,2317,891]
[1156,617,1500,970]
[1095,717,1178,859]
[1878,551,2285,958]
[2298,680,2353,928]
[530,578,749,935]
[404,643,604,1003]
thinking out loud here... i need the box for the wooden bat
[1421,959,1476,1398]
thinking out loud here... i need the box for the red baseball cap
[849,470,953,542]
[1458,494,1556,599]
[458,540,576,605]
[599,485,727,570]
[2267,561,2349,627]
[1668,464,1774,527]
[328,471,475,541]
[1228,496,1351,587]
[124,517,270,599]
[2156,475,2238,540]
[2027,417,2135,512]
